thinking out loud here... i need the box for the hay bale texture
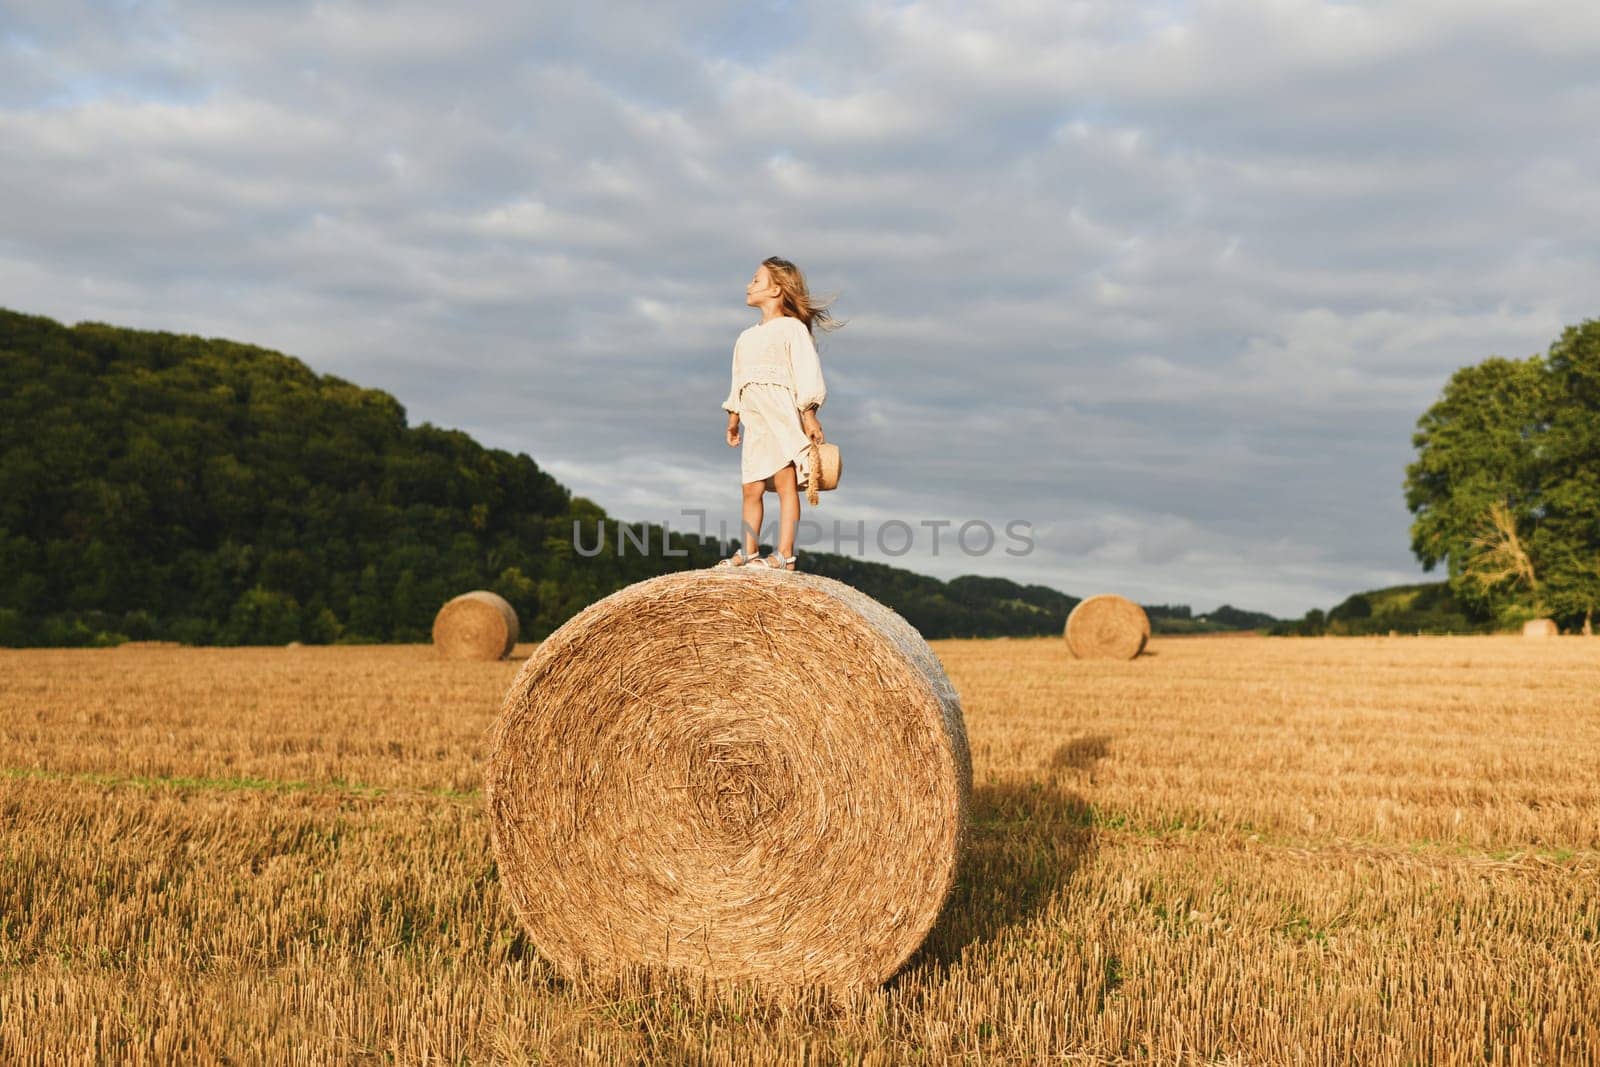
[1522,618,1559,639]
[486,568,971,987]
[432,591,519,660]
[1065,594,1150,660]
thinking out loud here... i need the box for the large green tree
[1404,319,1600,630]
[1539,323,1600,624]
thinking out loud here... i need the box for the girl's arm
[723,348,742,446]
[787,321,826,412]
[721,350,740,417]
[800,404,823,444]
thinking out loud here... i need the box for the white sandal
[715,548,752,568]
[763,551,797,571]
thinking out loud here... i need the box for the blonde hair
[762,256,843,337]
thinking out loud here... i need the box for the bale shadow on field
[1049,734,1110,772]
[896,736,1110,979]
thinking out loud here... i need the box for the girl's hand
[801,411,824,444]
[726,422,741,447]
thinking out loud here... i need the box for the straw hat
[763,441,841,503]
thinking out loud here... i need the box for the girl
[716,257,838,570]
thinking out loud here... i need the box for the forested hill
[1269,582,1494,636]
[0,309,1274,646]
[0,309,1049,644]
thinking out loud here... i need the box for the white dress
[721,316,826,486]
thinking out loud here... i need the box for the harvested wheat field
[1,635,1597,1064]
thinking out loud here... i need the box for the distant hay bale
[486,568,970,988]
[1522,618,1559,639]
[432,591,519,660]
[1064,594,1150,660]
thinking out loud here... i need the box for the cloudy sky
[5,1,1599,616]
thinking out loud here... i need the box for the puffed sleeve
[786,320,826,410]
[721,346,740,415]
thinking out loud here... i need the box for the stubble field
[1,634,1597,1064]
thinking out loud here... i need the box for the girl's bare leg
[771,463,800,558]
[741,480,765,558]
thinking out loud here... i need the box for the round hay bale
[486,568,970,988]
[1522,618,1558,639]
[1064,594,1150,660]
[432,590,519,660]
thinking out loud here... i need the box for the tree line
[4,309,1198,646]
